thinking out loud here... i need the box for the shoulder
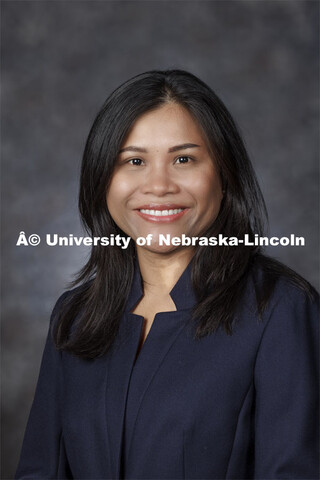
[235,255,319,342]
[264,278,319,336]
[245,255,319,349]
[51,290,72,319]
[250,253,318,311]
[243,259,319,403]
[50,280,94,327]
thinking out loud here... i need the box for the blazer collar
[126,258,197,312]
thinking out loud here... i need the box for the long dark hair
[53,69,313,359]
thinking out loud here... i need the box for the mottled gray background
[1,0,319,477]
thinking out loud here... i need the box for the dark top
[15,262,319,479]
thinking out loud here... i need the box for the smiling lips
[135,205,189,223]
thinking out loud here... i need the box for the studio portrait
[2,1,319,479]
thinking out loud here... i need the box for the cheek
[106,183,118,215]
[106,175,133,212]
[190,172,222,211]
[106,183,126,232]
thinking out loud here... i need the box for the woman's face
[107,103,223,253]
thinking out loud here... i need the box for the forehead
[121,103,207,148]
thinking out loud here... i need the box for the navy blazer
[16,263,319,479]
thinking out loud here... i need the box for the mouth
[135,205,189,223]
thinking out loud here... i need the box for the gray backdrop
[2,0,319,477]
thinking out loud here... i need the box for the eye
[174,156,192,164]
[128,158,144,166]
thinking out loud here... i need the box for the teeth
[140,208,184,216]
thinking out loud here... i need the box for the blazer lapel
[105,312,143,479]
[105,259,197,477]
[123,309,188,463]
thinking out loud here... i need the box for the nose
[140,165,179,196]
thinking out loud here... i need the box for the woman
[16,70,319,479]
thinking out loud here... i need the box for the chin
[140,245,187,256]
[135,236,185,255]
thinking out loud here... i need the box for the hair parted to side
[53,69,312,359]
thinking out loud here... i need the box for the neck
[136,247,195,296]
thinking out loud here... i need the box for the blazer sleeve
[253,283,319,479]
[15,292,72,479]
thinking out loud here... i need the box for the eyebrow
[118,143,201,154]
